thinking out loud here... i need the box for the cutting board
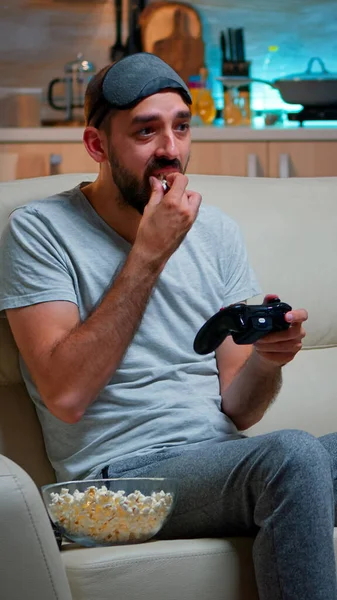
[140,1,204,84]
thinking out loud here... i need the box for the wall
[1,0,337,116]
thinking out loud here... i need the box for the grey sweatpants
[100,429,337,600]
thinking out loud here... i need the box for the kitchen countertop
[1,125,337,143]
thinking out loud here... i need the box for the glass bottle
[197,86,217,125]
[188,76,203,126]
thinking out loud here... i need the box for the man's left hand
[253,294,308,368]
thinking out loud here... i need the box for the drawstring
[102,466,109,479]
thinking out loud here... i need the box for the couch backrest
[1,173,337,485]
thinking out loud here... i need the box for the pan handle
[305,57,329,75]
[217,76,277,89]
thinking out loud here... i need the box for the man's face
[106,91,191,214]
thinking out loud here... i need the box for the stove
[288,105,337,126]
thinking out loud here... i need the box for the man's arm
[7,250,164,424]
[6,174,201,424]
[216,339,282,430]
[216,298,307,430]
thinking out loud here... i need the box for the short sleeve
[0,206,78,313]
[222,217,262,307]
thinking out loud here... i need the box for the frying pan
[218,58,337,107]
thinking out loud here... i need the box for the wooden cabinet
[0,143,98,180]
[2,138,337,181]
[189,142,268,177]
[190,140,337,178]
[268,141,337,178]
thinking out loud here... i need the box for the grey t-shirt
[0,184,261,481]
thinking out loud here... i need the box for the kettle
[47,53,96,121]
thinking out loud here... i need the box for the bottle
[193,68,217,126]
[188,76,203,126]
[197,86,217,125]
[223,87,243,126]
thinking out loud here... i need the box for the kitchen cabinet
[0,140,268,179]
[190,140,337,178]
[189,142,268,177]
[0,143,98,180]
[268,141,337,178]
[2,134,337,181]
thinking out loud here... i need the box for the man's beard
[108,148,190,215]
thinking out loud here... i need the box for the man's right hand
[134,173,202,270]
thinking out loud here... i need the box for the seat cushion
[62,531,337,600]
[62,537,258,600]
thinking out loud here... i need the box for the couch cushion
[0,317,21,385]
[0,455,72,600]
[189,175,337,350]
[0,383,55,486]
[62,531,337,600]
[248,346,337,437]
[62,537,259,600]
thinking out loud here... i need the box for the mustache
[145,158,183,175]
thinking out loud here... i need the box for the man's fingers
[263,293,280,304]
[165,173,189,199]
[255,339,303,353]
[186,189,202,210]
[285,308,308,324]
[256,323,305,345]
[148,176,164,206]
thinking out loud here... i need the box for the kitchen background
[1,0,337,124]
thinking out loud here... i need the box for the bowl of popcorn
[41,478,177,547]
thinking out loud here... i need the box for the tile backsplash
[1,0,337,117]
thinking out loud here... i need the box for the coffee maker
[47,53,96,122]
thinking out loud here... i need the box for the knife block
[222,60,251,126]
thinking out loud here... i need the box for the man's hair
[84,65,116,130]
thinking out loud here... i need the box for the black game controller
[194,298,292,355]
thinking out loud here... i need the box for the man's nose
[155,131,179,159]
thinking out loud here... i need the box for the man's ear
[83,126,108,164]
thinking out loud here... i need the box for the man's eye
[177,122,190,132]
[137,127,154,137]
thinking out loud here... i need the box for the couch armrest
[0,454,72,600]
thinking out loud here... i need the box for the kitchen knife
[220,31,227,63]
[126,0,142,55]
[228,28,236,62]
[235,28,245,62]
[133,0,143,53]
[110,0,126,62]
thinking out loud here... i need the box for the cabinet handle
[49,153,62,176]
[247,153,259,177]
[279,153,290,178]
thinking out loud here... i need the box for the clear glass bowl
[41,477,177,547]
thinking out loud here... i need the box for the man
[0,53,336,599]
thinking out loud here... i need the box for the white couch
[1,173,336,600]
